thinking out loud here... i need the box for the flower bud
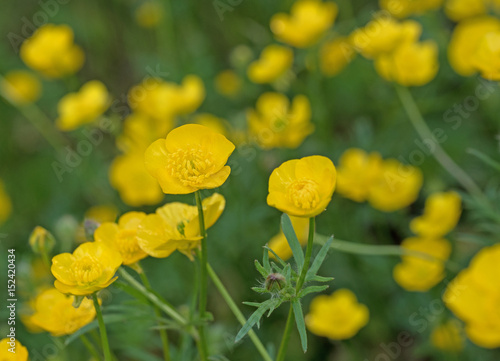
[29,226,56,255]
[265,273,286,292]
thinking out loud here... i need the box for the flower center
[287,179,320,209]
[167,148,215,187]
[72,256,102,284]
[117,229,142,261]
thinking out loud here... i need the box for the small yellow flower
[0,338,28,361]
[135,2,163,28]
[1,70,41,105]
[192,113,229,137]
[306,289,369,340]
[444,0,487,22]
[380,0,443,18]
[448,16,500,76]
[270,0,337,48]
[375,41,439,86]
[0,179,12,226]
[247,45,293,84]
[145,124,235,194]
[109,152,164,206]
[472,30,500,80]
[393,237,451,291]
[267,156,336,217]
[367,159,423,212]
[51,242,122,296]
[214,69,242,97]
[336,148,383,203]
[20,24,84,78]
[247,92,313,149]
[431,320,465,352]
[56,80,110,131]
[95,212,148,265]
[137,193,225,259]
[29,288,96,336]
[319,37,355,77]
[268,215,309,260]
[410,191,461,238]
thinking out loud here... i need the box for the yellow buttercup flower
[320,37,355,77]
[270,0,337,48]
[367,159,423,212]
[472,31,500,80]
[247,92,313,149]
[268,216,309,260]
[444,243,500,348]
[95,212,148,265]
[393,237,451,291]
[267,156,336,217]
[247,45,293,84]
[375,41,439,86]
[29,288,96,336]
[0,338,28,361]
[145,124,235,194]
[0,179,12,226]
[20,24,84,78]
[444,0,487,22]
[350,16,421,59]
[1,70,41,105]
[214,69,242,97]
[51,242,122,296]
[410,191,461,238]
[109,152,164,206]
[135,2,163,28]
[380,0,443,18]
[336,148,383,203]
[137,193,225,259]
[192,113,229,137]
[448,16,500,76]
[56,80,110,131]
[431,320,465,352]
[306,289,369,340]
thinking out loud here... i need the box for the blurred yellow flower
[76,204,120,243]
[444,243,500,348]
[448,16,500,76]
[0,179,12,226]
[51,242,122,295]
[20,24,84,78]
[192,113,229,137]
[444,0,487,22]
[214,69,242,97]
[1,70,41,105]
[336,148,382,202]
[270,0,337,48]
[472,31,500,80]
[247,92,313,149]
[393,237,451,291]
[145,124,235,194]
[410,191,461,238]
[95,212,148,265]
[137,193,225,259]
[306,289,369,340]
[431,320,464,352]
[56,80,110,131]
[380,0,443,18]
[109,152,164,206]
[0,338,28,361]
[320,37,355,77]
[128,75,205,120]
[268,216,309,260]
[351,16,421,59]
[267,156,336,217]
[367,159,423,212]
[29,288,96,336]
[135,2,163,28]
[375,41,439,86]
[247,45,293,84]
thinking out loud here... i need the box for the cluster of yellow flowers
[336,148,423,212]
[393,191,461,291]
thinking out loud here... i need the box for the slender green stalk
[467,148,500,172]
[194,190,209,361]
[276,217,316,361]
[92,294,112,361]
[80,334,102,361]
[138,268,171,361]
[207,264,273,361]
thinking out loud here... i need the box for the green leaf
[281,213,305,269]
[252,287,269,293]
[306,236,333,281]
[263,246,272,272]
[271,262,283,273]
[308,275,334,283]
[292,300,307,353]
[267,298,284,317]
[235,299,277,342]
[255,260,268,278]
[299,285,329,298]
[242,301,262,308]
[264,246,287,267]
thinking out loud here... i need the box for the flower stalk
[92,293,112,361]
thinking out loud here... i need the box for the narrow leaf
[242,301,262,308]
[235,300,274,342]
[263,246,271,272]
[299,285,329,298]
[264,246,287,267]
[251,287,268,293]
[308,275,334,283]
[306,236,333,281]
[281,213,304,269]
[292,300,308,352]
[255,260,268,278]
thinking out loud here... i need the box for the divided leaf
[281,213,304,269]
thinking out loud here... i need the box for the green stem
[394,85,483,197]
[92,294,112,361]
[138,267,171,361]
[195,190,209,361]
[466,148,500,172]
[276,217,316,361]
[207,264,273,361]
[80,334,102,361]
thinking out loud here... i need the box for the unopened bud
[29,226,56,255]
[265,273,286,292]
